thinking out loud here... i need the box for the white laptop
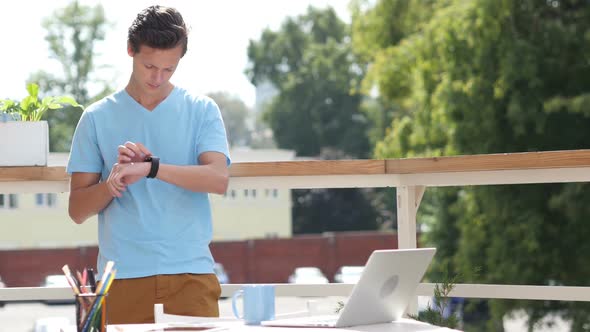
[262,248,436,328]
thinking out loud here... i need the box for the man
[67,5,230,324]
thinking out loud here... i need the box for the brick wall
[0,231,407,287]
[0,246,99,287]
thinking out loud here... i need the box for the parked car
[333,265,364,283]
[288,267,329,284]
[33,317,71,332]
[0,276,5,308]
[430,296,465,320]
[213,262,230,284]
[213,263,230,299]
[41,275,75,305]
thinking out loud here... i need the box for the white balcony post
[396,185,425,315]
[396,185,425,249]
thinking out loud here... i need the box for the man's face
[128,44,183,94]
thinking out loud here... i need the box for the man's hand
[116,141,153,186]
[117,141,152,163]
[106,163,127,197]
[106,162,150,197]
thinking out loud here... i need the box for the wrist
[140,162,151,177]
[144,156,160,178]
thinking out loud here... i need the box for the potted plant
[0,83,81,166]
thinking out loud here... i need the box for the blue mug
[232,284,275,325]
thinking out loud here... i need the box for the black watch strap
[144,156,160,178]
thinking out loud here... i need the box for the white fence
[2,149,590,303]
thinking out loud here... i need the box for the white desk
[105,319,460,331]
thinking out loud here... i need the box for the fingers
[107,162,149,197]
[134,142,152,158]
[111,141,153,197]
[107,163,127,197]
[117,145,132,163]
[118,141,152,163]
[117,145,134,163]
[107,182,125,198]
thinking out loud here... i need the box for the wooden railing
[2,149,590,303]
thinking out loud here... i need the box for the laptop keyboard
[266,315,338,327]
[305,317,338,327]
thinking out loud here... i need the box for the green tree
[292,148,378,234]
[246,6,382,234]
[246,6,370,157]
[353,0,590,330]
[29,0,112,152]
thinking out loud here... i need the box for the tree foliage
[29,0,112,152]
[352,0,590,330]
[246,6,370,157]
[246,7,385,234]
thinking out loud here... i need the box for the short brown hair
[128,5,188,57]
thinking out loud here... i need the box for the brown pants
[106,273,221,324]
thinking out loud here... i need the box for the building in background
[0,149,295,250]
[254,80,279,114]
[211,148,294,240]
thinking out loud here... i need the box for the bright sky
[0,0,350,108]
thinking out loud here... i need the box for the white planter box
[0,121,49,166]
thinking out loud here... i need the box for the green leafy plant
[0,83,81,121]
[335,300,345,314]
[408,270,461,329]
[413,265,484,329]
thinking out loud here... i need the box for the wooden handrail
[0,166,68,182]
[386,149,590,174]
[229,160,385,177]
[2,150,590,182]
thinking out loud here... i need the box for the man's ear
[127,43,135,57]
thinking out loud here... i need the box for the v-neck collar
[123,86,178,113]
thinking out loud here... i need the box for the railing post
[396,185,425,315]
[396,185,425,249]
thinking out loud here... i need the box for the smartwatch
[144,156,160,178]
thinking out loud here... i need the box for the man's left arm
[156,151,229,194]
[113,144,229,194]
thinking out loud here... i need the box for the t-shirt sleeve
[67,110,104,174]
[196,99,231,166]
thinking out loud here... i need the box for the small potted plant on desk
[0,83,81,166]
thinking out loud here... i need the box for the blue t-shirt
[67,86,231,278]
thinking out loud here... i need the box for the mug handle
[231,289,244,319]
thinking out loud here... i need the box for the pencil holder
[75,293,107,332]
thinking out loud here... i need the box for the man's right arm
[68,172,114,224]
